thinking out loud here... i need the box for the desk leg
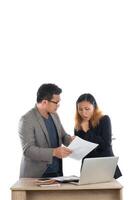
[12,191,27,200]
[119,188,123,200]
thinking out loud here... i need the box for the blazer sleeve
[89,115,112,150]
[19,116,53,163]
[54,113,71,146]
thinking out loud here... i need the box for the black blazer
[74,115,122,179]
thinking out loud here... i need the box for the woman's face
[77,101,94,121]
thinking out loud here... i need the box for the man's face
[45,94,61,113]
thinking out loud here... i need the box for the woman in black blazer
[74,93,122,179]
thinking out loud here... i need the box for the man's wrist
[53,148,56,157]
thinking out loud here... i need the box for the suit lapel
[34,107,51,146]
[51,113,62,145]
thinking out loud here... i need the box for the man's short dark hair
[37,83,62,103]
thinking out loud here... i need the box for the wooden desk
[11,178,123,200]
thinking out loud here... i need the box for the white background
[0,1,134,199]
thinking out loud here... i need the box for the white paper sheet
[52,175,79,182]
[68,136,98,160]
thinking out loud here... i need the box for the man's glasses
[48,100,60,105]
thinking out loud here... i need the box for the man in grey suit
[19,83,72,178]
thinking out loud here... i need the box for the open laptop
[72,156,119,185]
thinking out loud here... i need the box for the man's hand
[69,135,76,142]
[53,146,72,159]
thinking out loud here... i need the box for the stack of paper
[52,175,79,183]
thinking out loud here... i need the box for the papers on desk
[52,175,79,183]
[68,136,98,160]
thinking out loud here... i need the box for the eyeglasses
[48,100,60,105]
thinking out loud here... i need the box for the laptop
[72,156,119,185]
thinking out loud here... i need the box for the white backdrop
[0,1,134,199]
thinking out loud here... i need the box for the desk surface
[11,178,123,191]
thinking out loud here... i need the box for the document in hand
[68,136,98,160]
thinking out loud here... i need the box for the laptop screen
[79,156,118,185]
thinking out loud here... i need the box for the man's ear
[42,99,47,105]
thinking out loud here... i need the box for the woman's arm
[89,115,112,150]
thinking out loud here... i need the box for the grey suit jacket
[19,106,71,178]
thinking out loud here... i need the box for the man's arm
[54,113,72,146]
[19,115,72,162]
[19,116,53,163]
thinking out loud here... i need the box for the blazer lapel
[34,106,51,146]
[51,113,62,145]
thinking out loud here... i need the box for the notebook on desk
[71,156,119,185]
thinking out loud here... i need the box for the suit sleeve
[54,113,71,146]
[19,116,53,163]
